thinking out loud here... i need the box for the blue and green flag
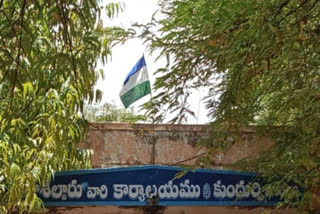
[120,56,151,108]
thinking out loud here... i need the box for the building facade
[47,123,294,214]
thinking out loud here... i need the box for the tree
[84,102,146,123]
[0,1,126,213]
[138,0,320,212]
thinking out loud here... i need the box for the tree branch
[55,0,83,112]
[0,38,30,82]
[275,0,291,16]
[10,0,27,109]
[56,0,79,81]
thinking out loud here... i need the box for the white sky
[95,0,210,124]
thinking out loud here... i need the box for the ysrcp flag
[120,56,151,108]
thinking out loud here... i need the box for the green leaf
[95,89,102,103]
[22,82,34,99]
[9,163,21,178]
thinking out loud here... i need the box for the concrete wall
[80,123,274,168]
[48,123,295,214]
[81,123,209,167]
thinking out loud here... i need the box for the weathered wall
[80,123,274,168]
[48,123,295,214]
[81,123,209,167]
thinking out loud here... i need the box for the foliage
[0,0,126,213]
[84,102,146,123]
[137,0,320,212]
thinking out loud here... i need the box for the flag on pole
[120,56,151,108]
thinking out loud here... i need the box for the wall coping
[88,122,257,133]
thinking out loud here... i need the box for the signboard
[36,165,279,206]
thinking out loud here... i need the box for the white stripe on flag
[120,66,149,96]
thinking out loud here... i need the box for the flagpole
[144,53,156,165]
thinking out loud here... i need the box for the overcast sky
[96,0,210,124]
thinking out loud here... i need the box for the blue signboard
[36,165,279,206]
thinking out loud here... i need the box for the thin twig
[169,152,206,166]
[277,0,311,24]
